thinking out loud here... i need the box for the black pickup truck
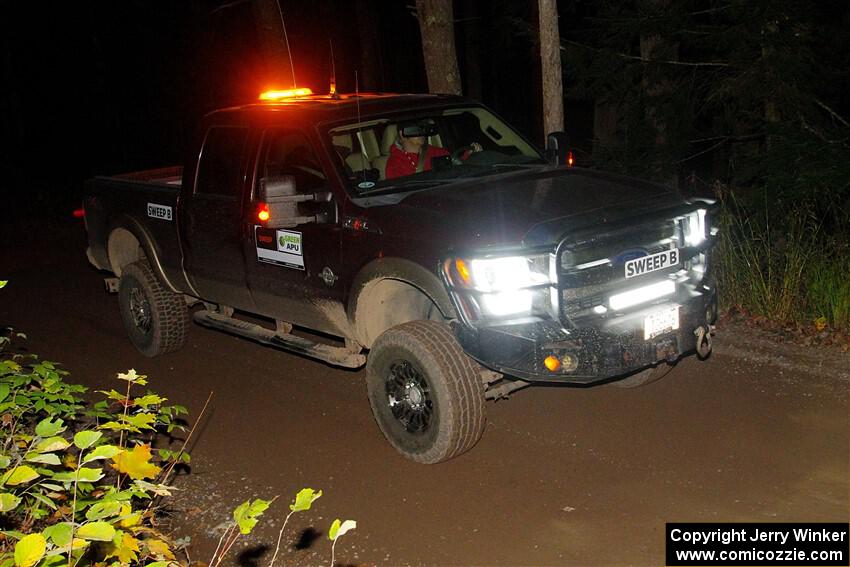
[84,91,717,463]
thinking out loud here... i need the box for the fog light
[561,354,578,372]
[544,355,561,372]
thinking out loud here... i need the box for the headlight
[446,254,555,320]
[683,208,707,247]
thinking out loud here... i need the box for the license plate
[644,306,679,340]
[625,248,679,278]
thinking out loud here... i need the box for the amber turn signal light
[455,259,471,285]
[544,355,561,372]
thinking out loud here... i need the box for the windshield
[326,106,546,196]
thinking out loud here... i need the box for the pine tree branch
[814,98,850,128]
[562,39,730,67]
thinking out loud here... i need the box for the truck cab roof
[206,92,471,126]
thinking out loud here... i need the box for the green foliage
[328,519,356,542]
[13,534,45,567]
[0,334,190,566]
[715,188,850,330]
[328,519,357,567]
[1,327,361,567]
[233,499,271,535]
[806,247,850,330]
[290,487,321,513]
[564,1,850,330]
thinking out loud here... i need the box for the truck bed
[83,166,189,293]
[110,166,183,187]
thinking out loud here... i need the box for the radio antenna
[354,70,367,184]
[329,39,337,96]
[275,0,297,88]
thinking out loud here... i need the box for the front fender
[347,257,458,346]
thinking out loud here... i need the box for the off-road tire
[610,361,675,388]
[366,321,486,464]
[118,260,188,357]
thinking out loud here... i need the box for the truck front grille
[557,218,680,322]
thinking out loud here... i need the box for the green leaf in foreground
[233,499,271,535]
[82,444,120,464]
[73,430,102,450]
[25,453,61,466]
[42,523,72,547]
[52,467,104,483]
[34,437,69,454]
[0,493,21,512]
[85,501,121,521]
[76,521,115,542]
[328,519,356,542]
[35,417,65,438]
[2,466,39,486]
[290,487,322,512]
[14,533,46,567]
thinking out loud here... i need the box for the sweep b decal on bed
[147,203,172,221]
[255,226,304,270]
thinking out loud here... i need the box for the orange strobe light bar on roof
[259,88,313,101]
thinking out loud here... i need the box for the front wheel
[366,321,486,464]
[118,260,188,357]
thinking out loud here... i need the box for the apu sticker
[147,203,172,221]
[255,226,305,270]
[357,181,376,189]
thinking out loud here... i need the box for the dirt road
[2,224,847,566]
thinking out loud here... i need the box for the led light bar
[609,280,675,311]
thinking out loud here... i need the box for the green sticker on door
[255,226,305,270]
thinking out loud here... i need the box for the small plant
[328,518,357,567]
[0,331,191,566]
[211,488,357,567]
[269,488,321,567]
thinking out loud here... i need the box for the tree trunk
[355,0,384,91]
[538,0,564,135]
[638,0,677,148]
[458,0,482,100]
[252,0,296,88]
[593,100,618,151]
[415,0,462,95]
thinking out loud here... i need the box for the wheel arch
[348,257,457,348]
[107,215,180,292]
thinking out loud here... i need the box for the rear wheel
[118,260,188,357]
[366,321,486,464]
[610,361,675,388]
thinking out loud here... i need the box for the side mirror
[259,175,332,228]
[545,132,573,167]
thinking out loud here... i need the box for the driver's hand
[470,142,483,153]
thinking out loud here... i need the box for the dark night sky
[3,0,576,221]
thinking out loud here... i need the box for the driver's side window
[260,129,326,193]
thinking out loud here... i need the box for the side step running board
[193,310,366,369]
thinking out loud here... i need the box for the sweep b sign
[625,249,679,278]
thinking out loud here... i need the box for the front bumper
[455,284,717,385]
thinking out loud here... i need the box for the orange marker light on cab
[258,88,313,101]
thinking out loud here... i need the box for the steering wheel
[451,145,474,165]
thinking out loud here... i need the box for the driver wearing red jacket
[385,121,481,179]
